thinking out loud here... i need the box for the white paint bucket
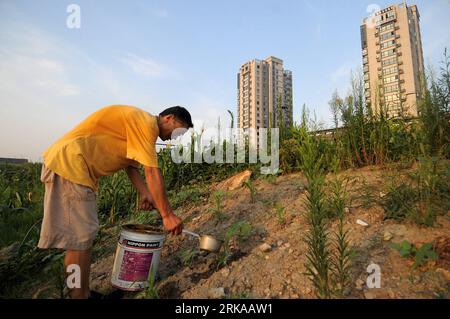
[111,224,165,291]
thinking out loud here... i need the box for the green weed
[391,241,439,268]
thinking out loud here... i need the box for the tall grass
[419,49,450,158]
[382,156,450,226]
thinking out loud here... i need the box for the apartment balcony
[399,69,404,74]
[401,97,407,102]
[399,79,405,84]
[397,52,403,57]
[400,88,406,93]
[396,43,402,48]
[396,34,400,39]
[384,15,397,24]
[395,26,400,31]
[398,61,403,65]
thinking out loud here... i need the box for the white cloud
[0,26,83,161]
[0,23,150,160]
[330,61,359,96]
[189,94,233,132]
[0,20,181,160]
[120,53,171,77]
[0,31,80,98]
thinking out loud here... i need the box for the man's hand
[143,166,182,236]
[162,213,183,235]
[139,193,154,211]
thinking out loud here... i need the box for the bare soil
[86,163,450,299]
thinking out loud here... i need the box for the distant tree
[329,89,343,129]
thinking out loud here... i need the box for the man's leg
[65,249,92,299]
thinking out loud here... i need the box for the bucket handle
[182,229,200,238]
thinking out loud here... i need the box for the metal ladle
[182,229,223,253]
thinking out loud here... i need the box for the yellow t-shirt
[43,105,159,191]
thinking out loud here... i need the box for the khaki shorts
[38,165,98,250]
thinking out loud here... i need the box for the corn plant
[208,190,226,220]
[98,171,137,224]
[224,221,252,244]
[243,179,257,203]
[216,221,252,269]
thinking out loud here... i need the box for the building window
[383,75,398,84]
[381,39,396,49]
[382,57,397,66]
[382,48,396,58]
[381,31,395,41]
[383,65,398,75]
[384,84,399,93]
[385,93,399,102]
[379,22,395,33]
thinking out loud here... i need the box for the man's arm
[144,166,183,235]
[125,166,153,211]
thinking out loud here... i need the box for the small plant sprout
[208,190,226,220]
[391,240,439,268]
[145,266,159,299]
[273,202,286,225]
[243,179,257,203]
[179,248,197,267]
[216,221,252,269]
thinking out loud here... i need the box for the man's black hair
[159,106,193,128]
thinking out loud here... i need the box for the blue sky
[1,0,449,161]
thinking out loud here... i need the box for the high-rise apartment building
[361,2,425,118]
[237,56,293,136]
